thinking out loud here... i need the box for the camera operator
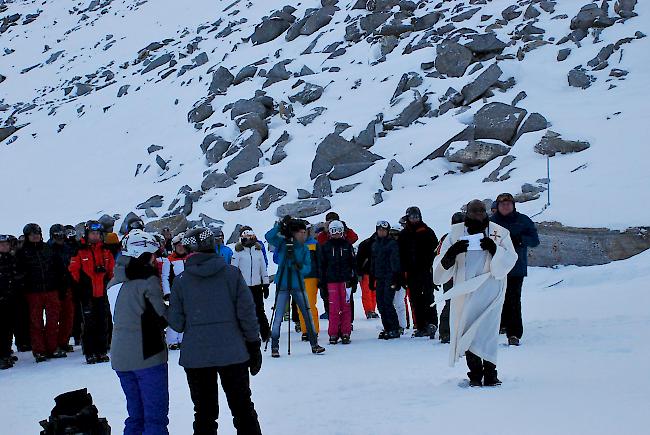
[265,216,325,357]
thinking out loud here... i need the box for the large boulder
[187,99,214,124]
[435,41,473,78]
[136,195,164,210]
[463,33,507,56]
[209,66,234,94]
[144,214,188,235]
[225,142,263,178]
[460,63,502,105]
[445,140,510,166]
[250,7,297,45]
[381,159,405,191]
[270,131,290,165]
[570,4,614,30]
[534,131,590,156]
[473,102,527,144]
[275,199,332,218]
[201,172,236,191]
[614,0,638,18]
[312,174,332,198]
[257,185,288,211]
[233,65,258,85]
[263,60,292,88]
[310,133,383,180]
[205,136,231,165]
[528,222,650,267]
[231,97,272,120]
[235,112,268,139]
[289,83,324,105]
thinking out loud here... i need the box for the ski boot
[378,330,387,340]
[412,329,429,338]
[294,323,301,333]
[50,348,68,359]
[483,372,502,387]
[341,335,351,344]
[319,312,329,320]
[97,354,110,363]
[34,353,48,363]
[329,336,339,345]
[64,344,75,353]
[271,348,280,358]
[428,324,438,340]
[301,333,309,342]
[508,336,520,346]
[0,357,14,370]
[439,334,450,344]
[366,311,373,319]
[311,344,326,354]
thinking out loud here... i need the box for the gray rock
[201,172,236,191]
[226,225,243,245]
[528,222,650,267]
[270,131,291,165]
[512,112,549,143]
[473,102,527,145]
[501,5,521,21]
[137,195,164,209]
[144,214,188,235]
[155,155,168,171]
[435,41,473,78]
[225,142,263,178]
[298,107,327,126]
[223,197,253,212]
[461,63,502,105]
[257,185,288,211]
[141,53,172,74]
[464,34,507,56]
[334,123,351,135]
[511,91,527,106]
[451,7,481,22]
[557,48,571,61]
[205,137,231,165]
[609,68,628,77]
[568,67,594,89]
[275,199,332,218]
[355,119,379,148]
[209,66,234,94]
[587,44,615,68]
[254,172,264,182]
[187,99,214,123]
[289,83,324,105]
[119,212,141,235]
[329,163,376,180]
[534,131,590,156]
[446,140,510,166]
[570,4,613,30]
[263,60,292,88]
[182,195,193,216]
[298,65,316,76]
[312,174,332,198]
[235,113,268,139]
[384,92,426,129]
[251,9,296,45]
[301,6,336,35]
[147,144,163,154]
[413,12,441,31]
[391,72,423,103]
[117,84,130,97]
[231,129,264,150]
[238,183,268,197]
[336,183,361,193]
[483,155,516,182]
[373,190,384,206]
[74,83,94,96]
[381,159,405,191]
[233,65,258,85]
[297,189,312,200]
[310,133,383,179]
[380,36,400,56]
[192,52,208,66]
[614,0,638,18]
[524,4,541,19]
[360,12,392,33]
[231,98,270,120]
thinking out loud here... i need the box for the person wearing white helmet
[107,229,169,434]
[162,233,186,349]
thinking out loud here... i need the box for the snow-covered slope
[2,253,649,434]
[1,0,649,238]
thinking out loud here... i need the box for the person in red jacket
[316,212,359,320]
[69,220,115,364]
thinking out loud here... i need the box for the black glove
[441,240,469,269]
[347,279,358,293]
[511,234,522,247]
[480,237,497,256]
[246,340,262,376]
[262,284,270,299]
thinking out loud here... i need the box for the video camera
[279,216,304,240]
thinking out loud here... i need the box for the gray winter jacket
[108,255,168,372]
[168,252,260,369]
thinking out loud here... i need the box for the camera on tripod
[279,216,301,240]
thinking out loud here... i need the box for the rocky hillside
[1,0,648,247]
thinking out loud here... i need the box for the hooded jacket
[16,241,65,294]
[356,235,376,276]
[168,253,260,368]
[398,221,438,288]
[319,238,356,286]
[490,209,539,277]
[0,252,20,302]
[108,255,168,372]
[69,240,115,300]
[232,242,269,287]
[265,223,311,291]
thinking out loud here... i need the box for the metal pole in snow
[547,155,551,207]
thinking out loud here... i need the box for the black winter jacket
[356,235,376,276]
[16,241,65,294]
[371,236,401,285]
[398,222,438,288]
[0,252,20,302]
[319,238,356,286]
[490,210,539,277]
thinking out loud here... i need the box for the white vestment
[433,222,518,366]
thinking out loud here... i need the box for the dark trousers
[375,280,399,333]
[408,282,438,331]
[13,294,31,349]
[466,351,497,382]
[81,296,108,357]
[71,294,83,344]
[439,280,453,339]
[27,291,60,355]
[0,300,13,358]
[501,276,524,339]
[185,363,261,435]
[249,286,271,342]
[116,363,169,435]
[320,285,329,314]
[58,290,75,348]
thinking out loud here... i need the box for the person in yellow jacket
[297,231,321,341]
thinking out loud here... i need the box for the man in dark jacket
[398,207,439,338]
[168,227,263,435]
[0,234,20,369]
[490,193,540,346]
[48,224,77,353]
[356,234,378,319]
[16,223,66,362]
[371,221,402,340]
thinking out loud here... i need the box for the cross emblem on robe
[490,230,501,241]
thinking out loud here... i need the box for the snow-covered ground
[3,251,649,434]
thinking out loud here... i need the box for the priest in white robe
[433,200,518,386]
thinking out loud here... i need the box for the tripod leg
[288,294,291,355]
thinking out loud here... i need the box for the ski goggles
[51,231,66,238]
[129,220,145,230]
[329,226,345,236]
[376,220,390,230]
[0,234,12,242]
[66,229,77,238]
[88,222,103,232]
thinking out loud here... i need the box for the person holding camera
[319,221,357,345]
[168,227,263,435]
[265,216,326,357]
[69,220,115,364]
[108,230,169,435]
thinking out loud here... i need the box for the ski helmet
[376,220,390,232]
[0,234,12,243]
[126,217,145,232]
[213,228,224,239]
[182,227,215,253]
[171,233,185,246]
[23,223,42,237]
[121,230,160,258]
[405,206,422,221]
[328,220,345,236]
[451,212,465,225]
[64,225,78,240]
[85,220,104,237]
[49,224,66,239]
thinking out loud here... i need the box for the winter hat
[496,193,515,204]
[451,212,465,225]
[325,212,340,222]
[171,233,185,245]
[405,206,422,220]
[465,200,488,221]
[328,220,345,236]
[182,227,216,253]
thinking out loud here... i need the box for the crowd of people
[0,192,539,433]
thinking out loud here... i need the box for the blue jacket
[490,210,539,277]
[265,224,311,291]
[215,244,233,265]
